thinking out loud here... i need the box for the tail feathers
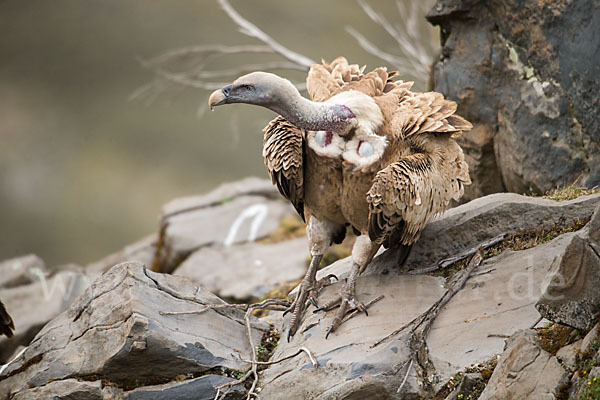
[0,301,15,338]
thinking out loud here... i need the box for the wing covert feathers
[367,142,470,245]
[263,116,305,220]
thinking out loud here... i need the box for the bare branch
[357,0,431,70]
[217,0,315,69]
[345,27,412,70]
[144,44,276,67]
[408,233,506,275]
[349,0,439,85]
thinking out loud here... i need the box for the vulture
[0,300,15,338]
[209,57,471,339]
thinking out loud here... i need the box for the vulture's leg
[396,243,413,267]
[284,217,344,341]
[317,236,381,339]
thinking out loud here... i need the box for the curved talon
[357,303,368,317]
[313,306,325,313]
[310,297,319,308]
[325,274,338,282]
[282,307,292,317]
[287,329,293,343]
[325,325,335,340]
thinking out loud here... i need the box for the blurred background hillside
[0,0,436,267]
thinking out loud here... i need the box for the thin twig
[217,0,314,68]
[238,346,318,368]
[210,298,305,400]
[409,234,505,275]
[396,359,414,393]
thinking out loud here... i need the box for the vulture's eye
[242,85,253,92]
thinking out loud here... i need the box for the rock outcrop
[2,179,600,399]
[427,0,600,199]
[478,329,569,399]
[536,206,600,329]
[0,262,264,400]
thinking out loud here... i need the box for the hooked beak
[208,84,232,109]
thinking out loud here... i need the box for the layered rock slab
[175,237,308,301]
[0,262,267,399]
[273,194,600,397]
[478,330,569,400]
[536,205,600,329]
[158,179,295,273]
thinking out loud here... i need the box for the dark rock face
[428,0,600,199]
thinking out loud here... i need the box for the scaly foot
[313,262,369,339]
[283,255,338,341]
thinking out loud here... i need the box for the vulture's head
[208,72,296,110]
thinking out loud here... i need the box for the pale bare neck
[266,85,355,132]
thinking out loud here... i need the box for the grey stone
[478,330,569,400]
[11,379,105,400]
[174,237,308,301]
[401,192,600,274]
[160,194,294,273]
[0,254,46,289]
[428,0,600,198]
[581,323,600,355]
[556,339,581,372]
[536,213,600,329]
[427,233,577,385]
[0,262,268,399]
[0,269,91,363]
[125,375,243,400]
[259,274,447,399]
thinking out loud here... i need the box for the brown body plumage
[264,58,470,246]
[210,57,471,339]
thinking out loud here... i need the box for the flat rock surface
[124,375,243,400]
[161,177,279,217]
[428,233,577,384]
[175,237,308,301]
[0,262,267,399]
[259,274,446,399]
[11,379,105,400]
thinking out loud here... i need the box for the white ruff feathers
[307,90,387,168]
[306,130,345,158]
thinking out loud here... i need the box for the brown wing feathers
[263,116,305,220]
